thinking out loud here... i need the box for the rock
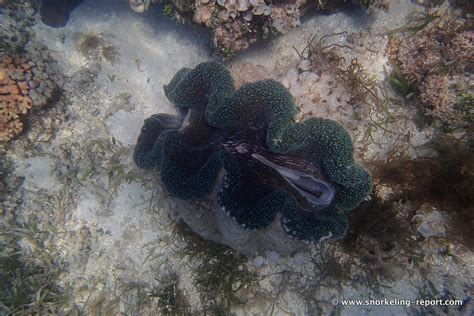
[128,0,151,13]
[253,256,265,267]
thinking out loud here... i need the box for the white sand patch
[106,110,143,146]
[72,182,161,266]
[18,155,61,192]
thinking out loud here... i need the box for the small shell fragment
[298,59,311,71]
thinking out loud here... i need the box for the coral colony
[134,62,372,244]
[387,8,473,125]
[0,54,58,141]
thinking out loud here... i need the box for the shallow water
[1,0,473,315]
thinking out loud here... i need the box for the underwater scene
[0,0,473,314]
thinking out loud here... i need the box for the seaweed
[387,64,417,97]
[163,4,175,16]
[220,46,235,62]
[58,137,147,194]
[76,32,103,58]
[295,33,397,144]
[455,91,474,123]
[72,274,186,315]
[142,214,256,314]
[388,11,440,36]
[76,32,119,64]
[351,133,474,251]
[172,221,256,314]
[336,58,396,137]
[148,274,189,316]
[0,220,69,314]
[295,32,348,72]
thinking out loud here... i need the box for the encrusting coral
[0,53,59,142]
[134,62,371,245]
[0,7,61,142]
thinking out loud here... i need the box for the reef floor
[1,0,473,315]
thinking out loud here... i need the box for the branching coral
[134,62,371,245]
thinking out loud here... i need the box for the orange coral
[0,54,35,141]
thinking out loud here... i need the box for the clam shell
[252,5,264,15]
[298,59,311,72]
[236,0,249,11]
[263,5,271,15]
